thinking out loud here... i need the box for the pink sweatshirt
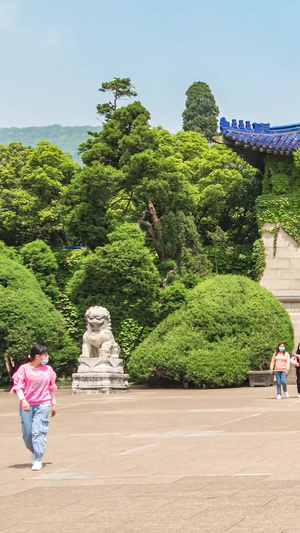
[10,363,57,405]
[270,352,290,372]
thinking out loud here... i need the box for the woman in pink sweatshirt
[270,342,290,400]
[11,344,57,471]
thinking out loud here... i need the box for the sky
[1,0,300,132]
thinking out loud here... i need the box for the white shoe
[285,392,289,398]
[31,460,43,471]
[277,394,281,400]
[298,394,300,399]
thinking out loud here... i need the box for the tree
[128,275,294,387]
[182,81,219,140]
[75,83,259,274]
[67,223,160,333]
[19,240,59,302]
[0,244,77,384]
[0,141,79,246]
[60,162,124,249]
[79,101,157,167]
[193,143,261,245]
[97,77,137,120]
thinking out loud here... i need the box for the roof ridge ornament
[218,117,300,155]
[220,117,270,134]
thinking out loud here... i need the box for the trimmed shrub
[128,275,294,387]
[0,248,77,384]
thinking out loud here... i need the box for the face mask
[278,347,285,352]
[42,356,49,365]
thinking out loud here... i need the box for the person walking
[10,344,57,471]
[270,342,290,400]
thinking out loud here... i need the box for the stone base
[72,372,129,394]
[247,370,274,387]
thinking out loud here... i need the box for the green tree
[128,275,294,387]
[60,162,124,248]
[182,81,219,140]
[79,101,157,167]
[0,244,77,384]
[19,240,59,302]
[97,77,137,120]
[75,84,259,272]
[191,143,261,245]
[67,223,160,332]
[0,141,79,246]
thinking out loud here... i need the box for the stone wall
[260,223,300,351]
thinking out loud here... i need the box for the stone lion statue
[81,306,120,359]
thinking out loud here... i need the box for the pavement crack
[226,517,245,530]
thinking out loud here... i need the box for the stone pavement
[1,385,300,532]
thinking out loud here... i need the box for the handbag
[290,355,298,367]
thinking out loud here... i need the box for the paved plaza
[1,384,300,532]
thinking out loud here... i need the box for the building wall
[260,223,300,351]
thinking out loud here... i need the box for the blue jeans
[19,403,50,461]
[275,371,287,396]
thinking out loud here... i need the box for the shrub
[0,248,77,384]
[19,240,59,301]
[128,275,294,387]
[67,223,160,332]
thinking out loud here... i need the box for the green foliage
[0,240,17,260]
[257,153,300,245]
[263,155,300,194]
[97,77,137,120]
[67,223,160,332]
[52,248,89,342]
[53,247,90,287]
[116,318,145,367]
[256,194,300,244]
[0,141,79,246]
[0,246,77,384]
[60,163,124,249]
[193,144,260,245]
[182,81,219,140]
[19,240,59,301]
[77,91,259,264]
[205,244,254,277]
[128,275,294,387]
[79,101,156,167]
[251,239,266,281]
[0,125,102,163]
[157,281,188,321]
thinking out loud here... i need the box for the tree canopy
[182,81,219,140]
[67,223,160,333]
[0,77,271,385]
[0,141,79,246]
[97,77,138,121]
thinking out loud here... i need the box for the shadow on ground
[9,462,52,469]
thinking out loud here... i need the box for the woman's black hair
[28,344,48,361]
[296,343,300,355]
[276,342,286,353]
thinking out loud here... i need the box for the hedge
[128,274,294,387]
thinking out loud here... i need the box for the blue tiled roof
[220,117,300,154]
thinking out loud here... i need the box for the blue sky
[1,0,300,131]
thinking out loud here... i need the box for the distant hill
[0,124,102,163]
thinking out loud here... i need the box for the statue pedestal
[72,355,129,394]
